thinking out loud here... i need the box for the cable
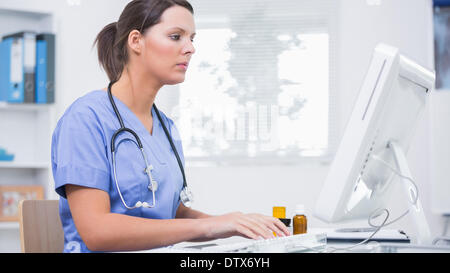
[324,209,389,253]
[370,154,419,205]
[324,155,419,253]
[432,236,450,246]
[443,216,449,237]
[432,216,450,245]
[366,155,420,228]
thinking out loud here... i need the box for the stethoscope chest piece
[180,186,194,208]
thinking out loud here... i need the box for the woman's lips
[177,63,188,70]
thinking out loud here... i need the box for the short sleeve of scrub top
[51,90,185,253]
[52,98,110,199]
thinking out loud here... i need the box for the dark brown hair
[94,0,194,82]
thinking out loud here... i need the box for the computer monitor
[314,43,435,244]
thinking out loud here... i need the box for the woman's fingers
[237,214,274,239]
[208,212,291,241]
[236,213,290,240]
[268,222,286,237]
[271,217,291,236]
[235,225,258,240]
[248,214,290,237]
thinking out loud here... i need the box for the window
[433,3,450,89]
[160,0,338,163]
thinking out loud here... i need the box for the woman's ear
[127,29,143,55]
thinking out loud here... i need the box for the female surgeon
[51,0,290,253]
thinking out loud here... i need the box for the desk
[324,241,450,253]
[141,227,450,253]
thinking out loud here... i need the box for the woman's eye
[170,34,194,43]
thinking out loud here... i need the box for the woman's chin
[165,77,186,85]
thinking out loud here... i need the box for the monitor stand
[388,140,432,245]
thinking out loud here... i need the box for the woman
[52,0,289,253]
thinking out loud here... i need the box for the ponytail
[94,22,123,82]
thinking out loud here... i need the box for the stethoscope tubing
[107,81,189,206]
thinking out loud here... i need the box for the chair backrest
[18,199,64,253]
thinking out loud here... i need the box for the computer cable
[443,215,449,237]
[371,155,419,206]
[324,155,419,253]
[431,216,450,246]
[324,209,389,253]
[366,154,419,227]
[432,236,450,246]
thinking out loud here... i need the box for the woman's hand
[200,212,291,240]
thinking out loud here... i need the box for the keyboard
[173,232,327,253]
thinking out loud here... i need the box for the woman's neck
[111,66,162,118]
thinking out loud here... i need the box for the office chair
[18,199,64,253]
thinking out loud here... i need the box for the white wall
[431,91,450,216]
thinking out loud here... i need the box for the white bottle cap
[295,204,305,215]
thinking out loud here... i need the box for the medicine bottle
[293,204,307,235]
[272,206,286,219]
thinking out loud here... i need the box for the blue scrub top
[51,90,185,253]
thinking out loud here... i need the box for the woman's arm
[66,184,209,251]
[66,184,290,252]
[175,203,211,219]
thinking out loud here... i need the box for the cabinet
[0,6,56,252]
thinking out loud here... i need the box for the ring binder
[36,33,55,104]
[2,31,37,103]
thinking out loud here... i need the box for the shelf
[0,222,19,230]
[0,102,54,111]
[0,161,50,169]
[0,6,52,17]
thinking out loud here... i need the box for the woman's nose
[183,40,195,55]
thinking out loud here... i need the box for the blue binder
[0,39,10,102]
[35,33,55,103]
[2,36,24,103]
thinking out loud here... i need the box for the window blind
[156,0,338,164]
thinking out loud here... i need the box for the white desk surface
[137,227,450,253]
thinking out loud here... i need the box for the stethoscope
[108,81,193,209]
